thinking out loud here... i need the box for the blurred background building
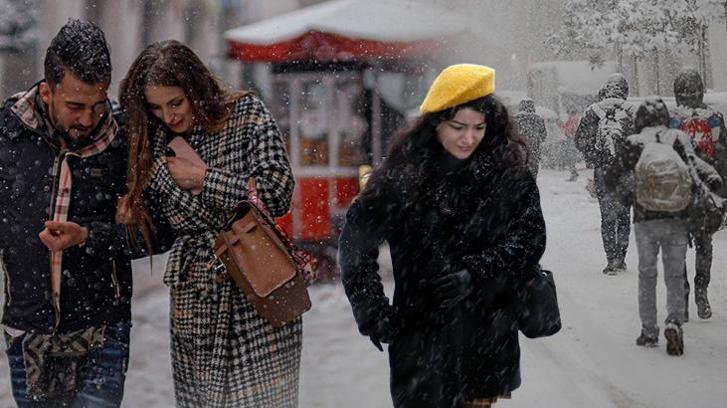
[1,0,726,100]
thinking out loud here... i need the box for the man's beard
[47,105,93,149]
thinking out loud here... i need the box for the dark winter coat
[514,99,547,171]
[339,149,546,407]
[607,127,723,223]
[0,85,132,334]
[575,74,636,170]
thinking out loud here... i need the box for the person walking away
[558,108,581,181]
[514,98,547,178]
[610,99,722,356]
[575,74,636,275]
[0,20,134,406]
[119,40,300,407]
[339,64,546,407]
[670,68,727,320]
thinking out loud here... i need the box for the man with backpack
[670,68,727,320]
[610,99,722,356]
[575,74,636,275]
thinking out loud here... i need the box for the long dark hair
[363,94,527,203]
[119,39,247,249]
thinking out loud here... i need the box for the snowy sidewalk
[1,168,726,407]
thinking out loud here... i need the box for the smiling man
[0,20,133,407]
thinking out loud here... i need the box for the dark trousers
[684,229,713,306]
[4,321,130,408]
[594,168,631,265]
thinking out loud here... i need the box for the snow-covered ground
[1,168,726,407]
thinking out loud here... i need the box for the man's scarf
[10,86,118,327]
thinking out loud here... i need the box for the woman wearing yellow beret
[339,64,547,407]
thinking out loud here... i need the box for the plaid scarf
[10,85,118,328]
[22,326,106,399]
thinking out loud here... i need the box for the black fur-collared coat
[339,148,546,407]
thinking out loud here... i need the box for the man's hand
[39,221,88,251]
[166,156,206,191]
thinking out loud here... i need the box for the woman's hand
[166,156,206,191]
[433,269,473,309]
[364,315,396,352]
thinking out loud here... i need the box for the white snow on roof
[224,0,469,45]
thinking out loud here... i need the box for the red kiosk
[224,0,464,257]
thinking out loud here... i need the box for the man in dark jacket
[514,98,547,177]
[575,74,636,275]
[670,68,727,320]
[0,20,132,406]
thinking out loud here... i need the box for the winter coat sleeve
[460,170,546,285]
[75,191,174,261]
[574,107,600,167]
[339,188,396,337]
[200,97,294,217]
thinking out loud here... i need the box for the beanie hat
[419,64,495,114]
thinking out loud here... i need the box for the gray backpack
[635,132,692,212]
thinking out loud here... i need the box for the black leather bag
[515,266,561,339]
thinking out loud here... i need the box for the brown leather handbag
[213,179,311,328]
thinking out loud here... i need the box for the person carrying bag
[213,178,313,328]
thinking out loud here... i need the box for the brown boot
[664,322,684,356]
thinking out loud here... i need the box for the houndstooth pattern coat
[145,94,301,407]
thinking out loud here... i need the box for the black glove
[432,269,472,309]
[363,315,396,352]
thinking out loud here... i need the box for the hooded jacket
[0,84,132,334]
[575,74,636,169]
[514,98,547,163]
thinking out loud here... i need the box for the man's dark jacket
[339,149,546,406]
[0,86,132,334]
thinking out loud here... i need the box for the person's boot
[602,260,617,276]
[695,287,712,319]
[635,330,658,348]
[613,260,627,274]
[664,322,684,356]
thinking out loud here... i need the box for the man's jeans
[3,321,130,408]
[634,220,688,337]
[594,168,631,265]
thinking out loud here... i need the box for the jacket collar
[7,82,118,148]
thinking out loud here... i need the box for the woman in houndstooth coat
[119,40,301,407]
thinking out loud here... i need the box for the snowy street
[1,168,726,407]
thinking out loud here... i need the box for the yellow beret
[419,64,495,114]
